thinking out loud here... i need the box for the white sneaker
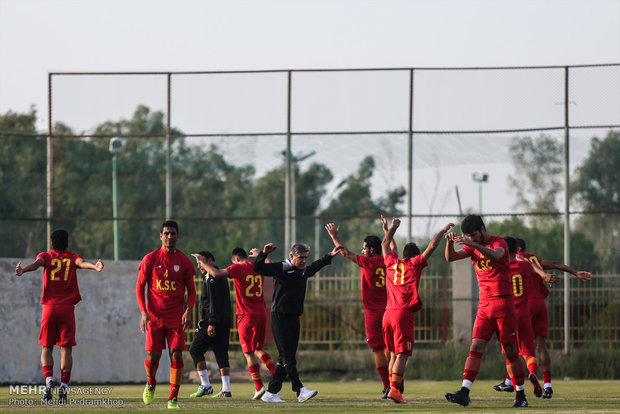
[252,386,266,400]
[297,387,318,402]
[261,391,285,402]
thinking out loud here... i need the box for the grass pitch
[1,380,619,413]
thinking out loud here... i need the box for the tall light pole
[472,172,488,214]
[109,137,124,260]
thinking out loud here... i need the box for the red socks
[260,353,276,375]
[144,357,159,386]
[248,364,263,391]
[377,366,390,389]
[169,360,183,400]
[463,351,483,382]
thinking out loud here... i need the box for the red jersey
[517,252,550,300]
[226,261,266,316]
[462,235,512,300]
[383,251,427,312]
[509,260,536,308]
[37,250,83,306]
[137,248,196,321]
[356,255,387,310]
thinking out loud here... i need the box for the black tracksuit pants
[268,311,303,394]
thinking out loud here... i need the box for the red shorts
[237,312,266,353]
[145,314,186,351]
[365,308,386,351]
[502,303,536,355]
[39,304,76,347]
[528,298,548,337]
[382,308,414,356]
[472,297,518,344]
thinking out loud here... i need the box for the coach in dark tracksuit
[189,250,232,395]
[254,242,343,403]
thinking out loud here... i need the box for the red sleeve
[184,261,196,309]
[136,270,148,312]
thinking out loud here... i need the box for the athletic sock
[144,358,158,386]
[60,370,71,387]
[463,351,483,384]
[260,353,276,375]
[543,370,551,386]
[198,369,211,388]
[506,354,525,389]
[168,360,183,400]
[42,365,53,386]
[390,372,403,391]
[504,359,513,385]
[377,366,390,389]
[525,355,538,376]
[248,364,263,391]
[221,375,231,392]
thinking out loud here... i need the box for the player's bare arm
[541,259,594,282]
[14,257,45,276]
[422,222,454,260]
[324,223,356,262]
[444,232,469,262]
[75,258,104,272]
[460,234,505,262]
[381,216,400,256]
[192,254,229,278]
[182,307,193,330]
[263,243,277,254]
[526,259,560,285]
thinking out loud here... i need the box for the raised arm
[540,259,594,282]
[15,257,45,276]
[324,223,357,262]
[381,215,400,257]
[421,223,454,260]
[444,232,470,262]
[254,243,285,276]
[76,258,104,272]
[453,234,504,262]
[192,254,229,279]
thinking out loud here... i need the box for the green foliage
[486,216,598,273]
[572,130,620,273]
[508,134,563,225]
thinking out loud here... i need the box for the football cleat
[190,385,213,398]
[512,397,528,408]
[252,386,266,400]
[529,373,542,398]
[445,389,470,407]
[143,383,155,405]
[211,389,232,398]
[493,380,514,392]
[542,386,553,399]
[42,383,55,402]
[382,387,390,399]
[387,387,407,404]
[167,398,179,409]
[58,386,67,404]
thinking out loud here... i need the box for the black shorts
[188,319,230,368]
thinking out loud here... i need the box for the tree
[0,108,46,257]
[572,130,620,273]
[508,134,563,226]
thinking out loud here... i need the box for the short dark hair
[364,235,382,255]
[515,237,526,252]
[231,247,247,259]
[51,229,69,251]
[403,242,420,259]
[290,243,310,257]
[504,236,517,255]
[461,214,485,235]
[161,220,179,234]
[197,250,215,262]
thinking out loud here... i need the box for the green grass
[1,380,618,413]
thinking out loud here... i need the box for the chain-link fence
[1,64,619,349]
